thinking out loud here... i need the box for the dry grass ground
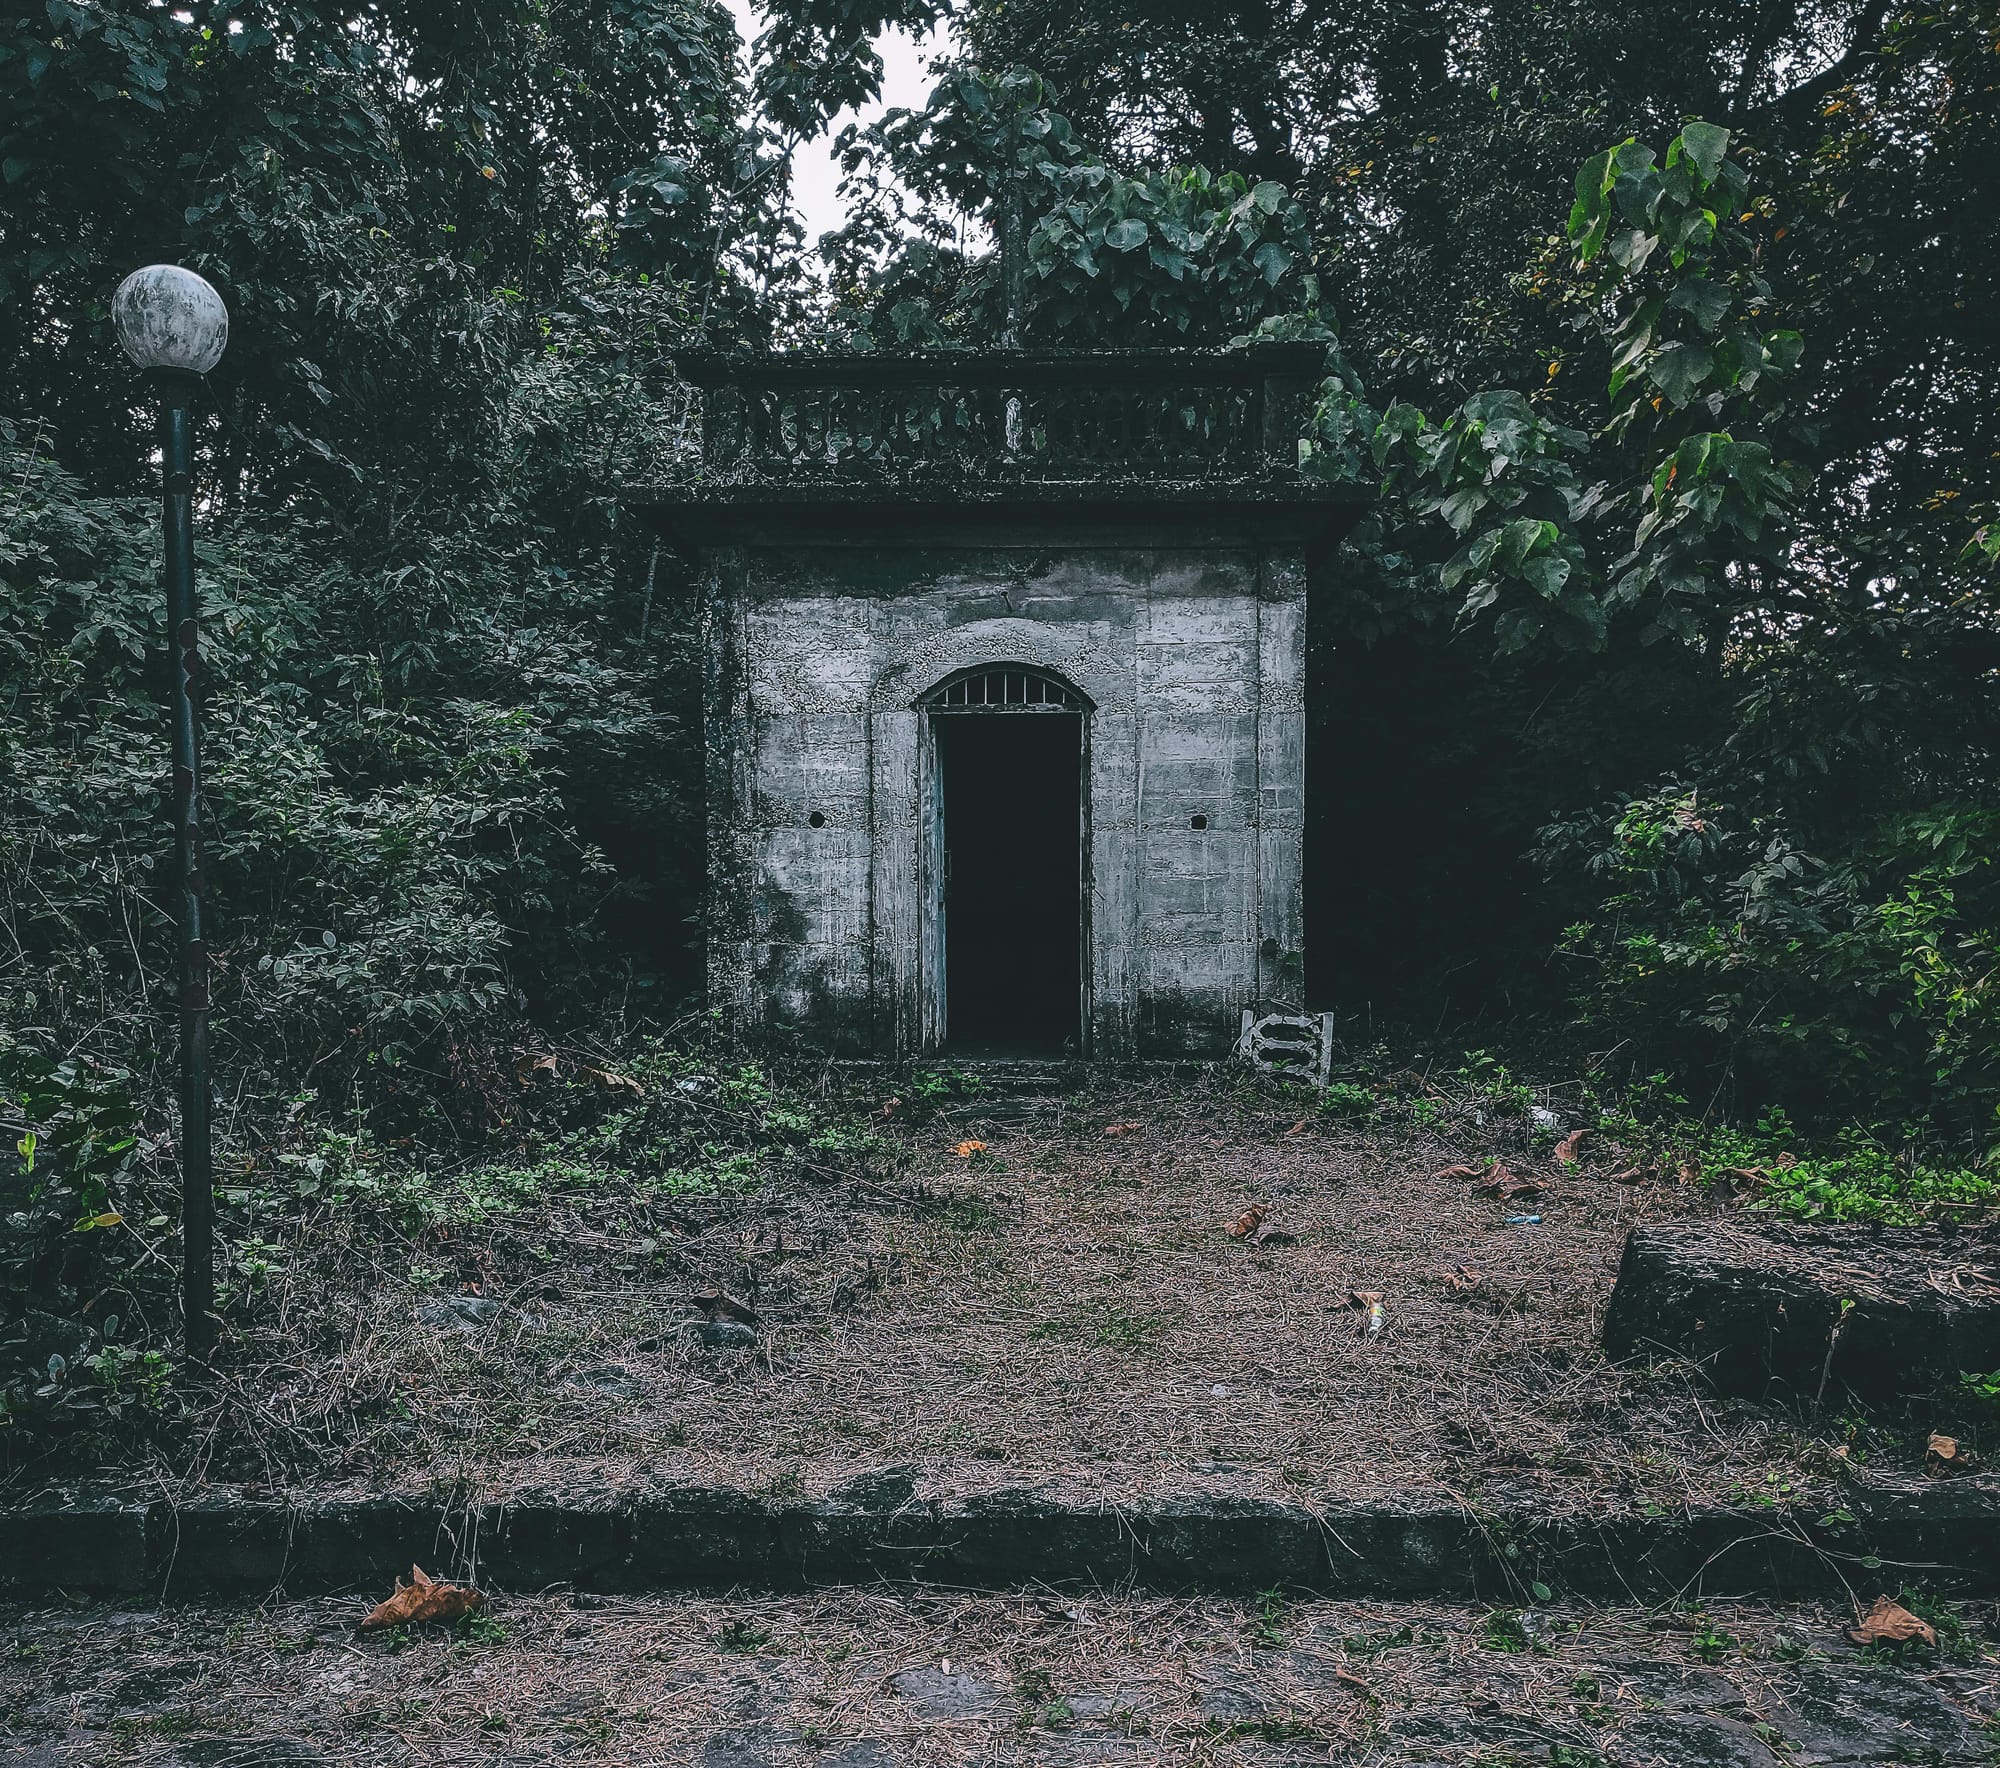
[17,1068,1874,1516]
[7,1585,1998,1766]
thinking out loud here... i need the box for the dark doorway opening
[935,711,1082,1054]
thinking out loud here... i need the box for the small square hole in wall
[808,811,827,828]
[1190,813,1208,830]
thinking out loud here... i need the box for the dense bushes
[0,417,700,1131]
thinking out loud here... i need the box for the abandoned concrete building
[649,346,1366,1060]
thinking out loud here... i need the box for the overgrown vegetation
[3,0,1997,1423]
[0,1039,899,1462]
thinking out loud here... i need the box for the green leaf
[1668,277,1732,331]
[1440,487,1489,534]
[1103,218,1148,250]
[1674,121,1731,184]
[1523,554,1572,598]
[1530,1581,1554,1604]
[1650,340,1714,407]
[1607,228,1657,272]
[1766,329,1805,371]
[1498,517,1547,571]
[1252,240,1292,286]
[1568,146,1618,259]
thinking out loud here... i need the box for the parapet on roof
[645,343,1367,547]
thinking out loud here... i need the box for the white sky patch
[724,1,940,247]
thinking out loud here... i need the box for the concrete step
[5,1471,1994,1599]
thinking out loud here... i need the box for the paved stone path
[6,1589,1997,1765]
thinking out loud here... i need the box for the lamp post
[112,265,229,1357]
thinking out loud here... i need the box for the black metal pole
[158,370,214,1356]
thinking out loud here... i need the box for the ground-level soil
[12,1075,1897,1515]
[6,1587,1996,1766]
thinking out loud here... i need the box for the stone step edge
[3,1482,1993,1599]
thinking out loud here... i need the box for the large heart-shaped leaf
[1650,340,1714,407]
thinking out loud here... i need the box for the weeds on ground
[1705,1105,1992,1224]
[1594,1082,1996,1226]
[0,1036,898,1478]
[1690,1619,1739,1663]
[1024,1299,1164,1352]
[716,1618,772,1654]
[1252,1588,1289,1648]
[1318,1082,1375,1120]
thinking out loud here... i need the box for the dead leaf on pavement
[1226,1205,1266,1239]
[1927,1432,1975,1476]
[1104,1121,1143,1137]
[360,1565,484,1631]
[1845,1595,1936,1650]
[1554,1129,1585,1165]
[1433,1164,1481,1181]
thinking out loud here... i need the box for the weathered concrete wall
[706,542,1307,1058]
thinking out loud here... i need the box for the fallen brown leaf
[514,1053,557,1086]
[580,1064,645,1096]
[1286,1118,1309,1136]
[1554,1129,1585,1165]
[360,1565,484,1631]
[1606,1166,1645,1185]
[1845,1595,1936,1650]
[1927,1432,1975,1476]
[1443,1264,1483,1295]
[1718,1165,1769,1196]
[953,1139,987,1158]
[1104,1121,1143,1137]
[1477,1171,1546,1202]
[1433,1164,1482,1181]
[879,1097,901,1118]
[1225,1205,1266,1239]
[690,1291,760,1327]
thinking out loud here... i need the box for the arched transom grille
[930,669,1081,712]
